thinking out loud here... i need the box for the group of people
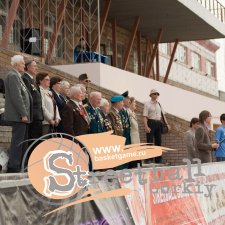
[7,53,223,173]
[185,111,225,163]
[5,54,156,172]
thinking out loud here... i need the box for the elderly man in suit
[4,55,32,173]
[85,91,105,134]
[120,91,131,145]
[108,95,128,170]
[22,60,43,143]
[108,95,124,137]
[62,85,89,136]
[50,76,65,132]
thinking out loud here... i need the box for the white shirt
[143,100,162,120]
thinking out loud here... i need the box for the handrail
[197,0,225,22]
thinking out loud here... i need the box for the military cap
[78,73,91,82]
[111,95,124,103]
[121,91,129,98]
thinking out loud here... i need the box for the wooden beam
[93,0,112,52]
[163,39,179,83]
[146,29,163,78]
[156,47,160,81]
[112,18,117,67]
[144,39,150,76]
[39,0,46,58]
[25,0,32,28]
[137,31,142,75]
[45,0,69,64]
[149,43,156,80]
[122,16,140,70]
[1,0,20,48]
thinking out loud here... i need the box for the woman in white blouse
[36,72,60,135]
[128,97,140,144]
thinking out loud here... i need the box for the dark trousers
[7,122,28,172]
[216,157,225,162]
[146,119,162,163]
[29,120,42,140]
[26,120,43,162]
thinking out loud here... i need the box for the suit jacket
[119,108,131,145]
[184,128,197,161]
[22,73,43,121]
[61,100,89,136]
[51,89,66,113]
[108,108,123,137]
[85,103,105,134]
[4,69,33,123]
[195,123,213,163]
[51,89,66,132]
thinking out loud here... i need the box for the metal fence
[197,0,225,22]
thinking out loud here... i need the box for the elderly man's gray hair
[70,85,82,96]
[89,91,101,99]
[11,55,24,66]
[100,98,109,107]
[60,80,70,89]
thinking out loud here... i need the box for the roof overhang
[107,0,225,43]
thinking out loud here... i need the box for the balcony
[197,0,225,23]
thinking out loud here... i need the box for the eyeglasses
[152,93,159,96]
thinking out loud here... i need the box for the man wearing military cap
[78,73,91,104]
[108,95,124,137]
[85,91,105,133]
[78,73,91,88]
[120,91,131,145]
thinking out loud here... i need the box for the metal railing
[197,0,225,22]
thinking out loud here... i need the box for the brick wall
[0,48,193,165]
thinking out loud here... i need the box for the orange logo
[27,131,173,216]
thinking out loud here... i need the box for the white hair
[11,55,24,66]
[60,80,70,89]
[77,83,86,92]
[89,91,101,99]
[70,85,82,96]
[100,98,109,107]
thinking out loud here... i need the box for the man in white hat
[143,89,168,163]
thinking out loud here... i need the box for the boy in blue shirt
[215,114,225,162]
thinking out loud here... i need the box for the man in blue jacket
[215,113,225,162]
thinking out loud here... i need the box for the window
[9,28,13,44]
[44,38,49,55]
[44,14,56,27]
[175,44,186,63]
[191,52,201,70]
[57,35,64,58]
[106,39,113,55]
[44,31,56,57]
[206,60,215,77]
[133,50,138,74]
[44,39,56,57]
[0,0,7,10]
[0,25,2,40]
[159,43,169,55]
[117,43,124,68]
